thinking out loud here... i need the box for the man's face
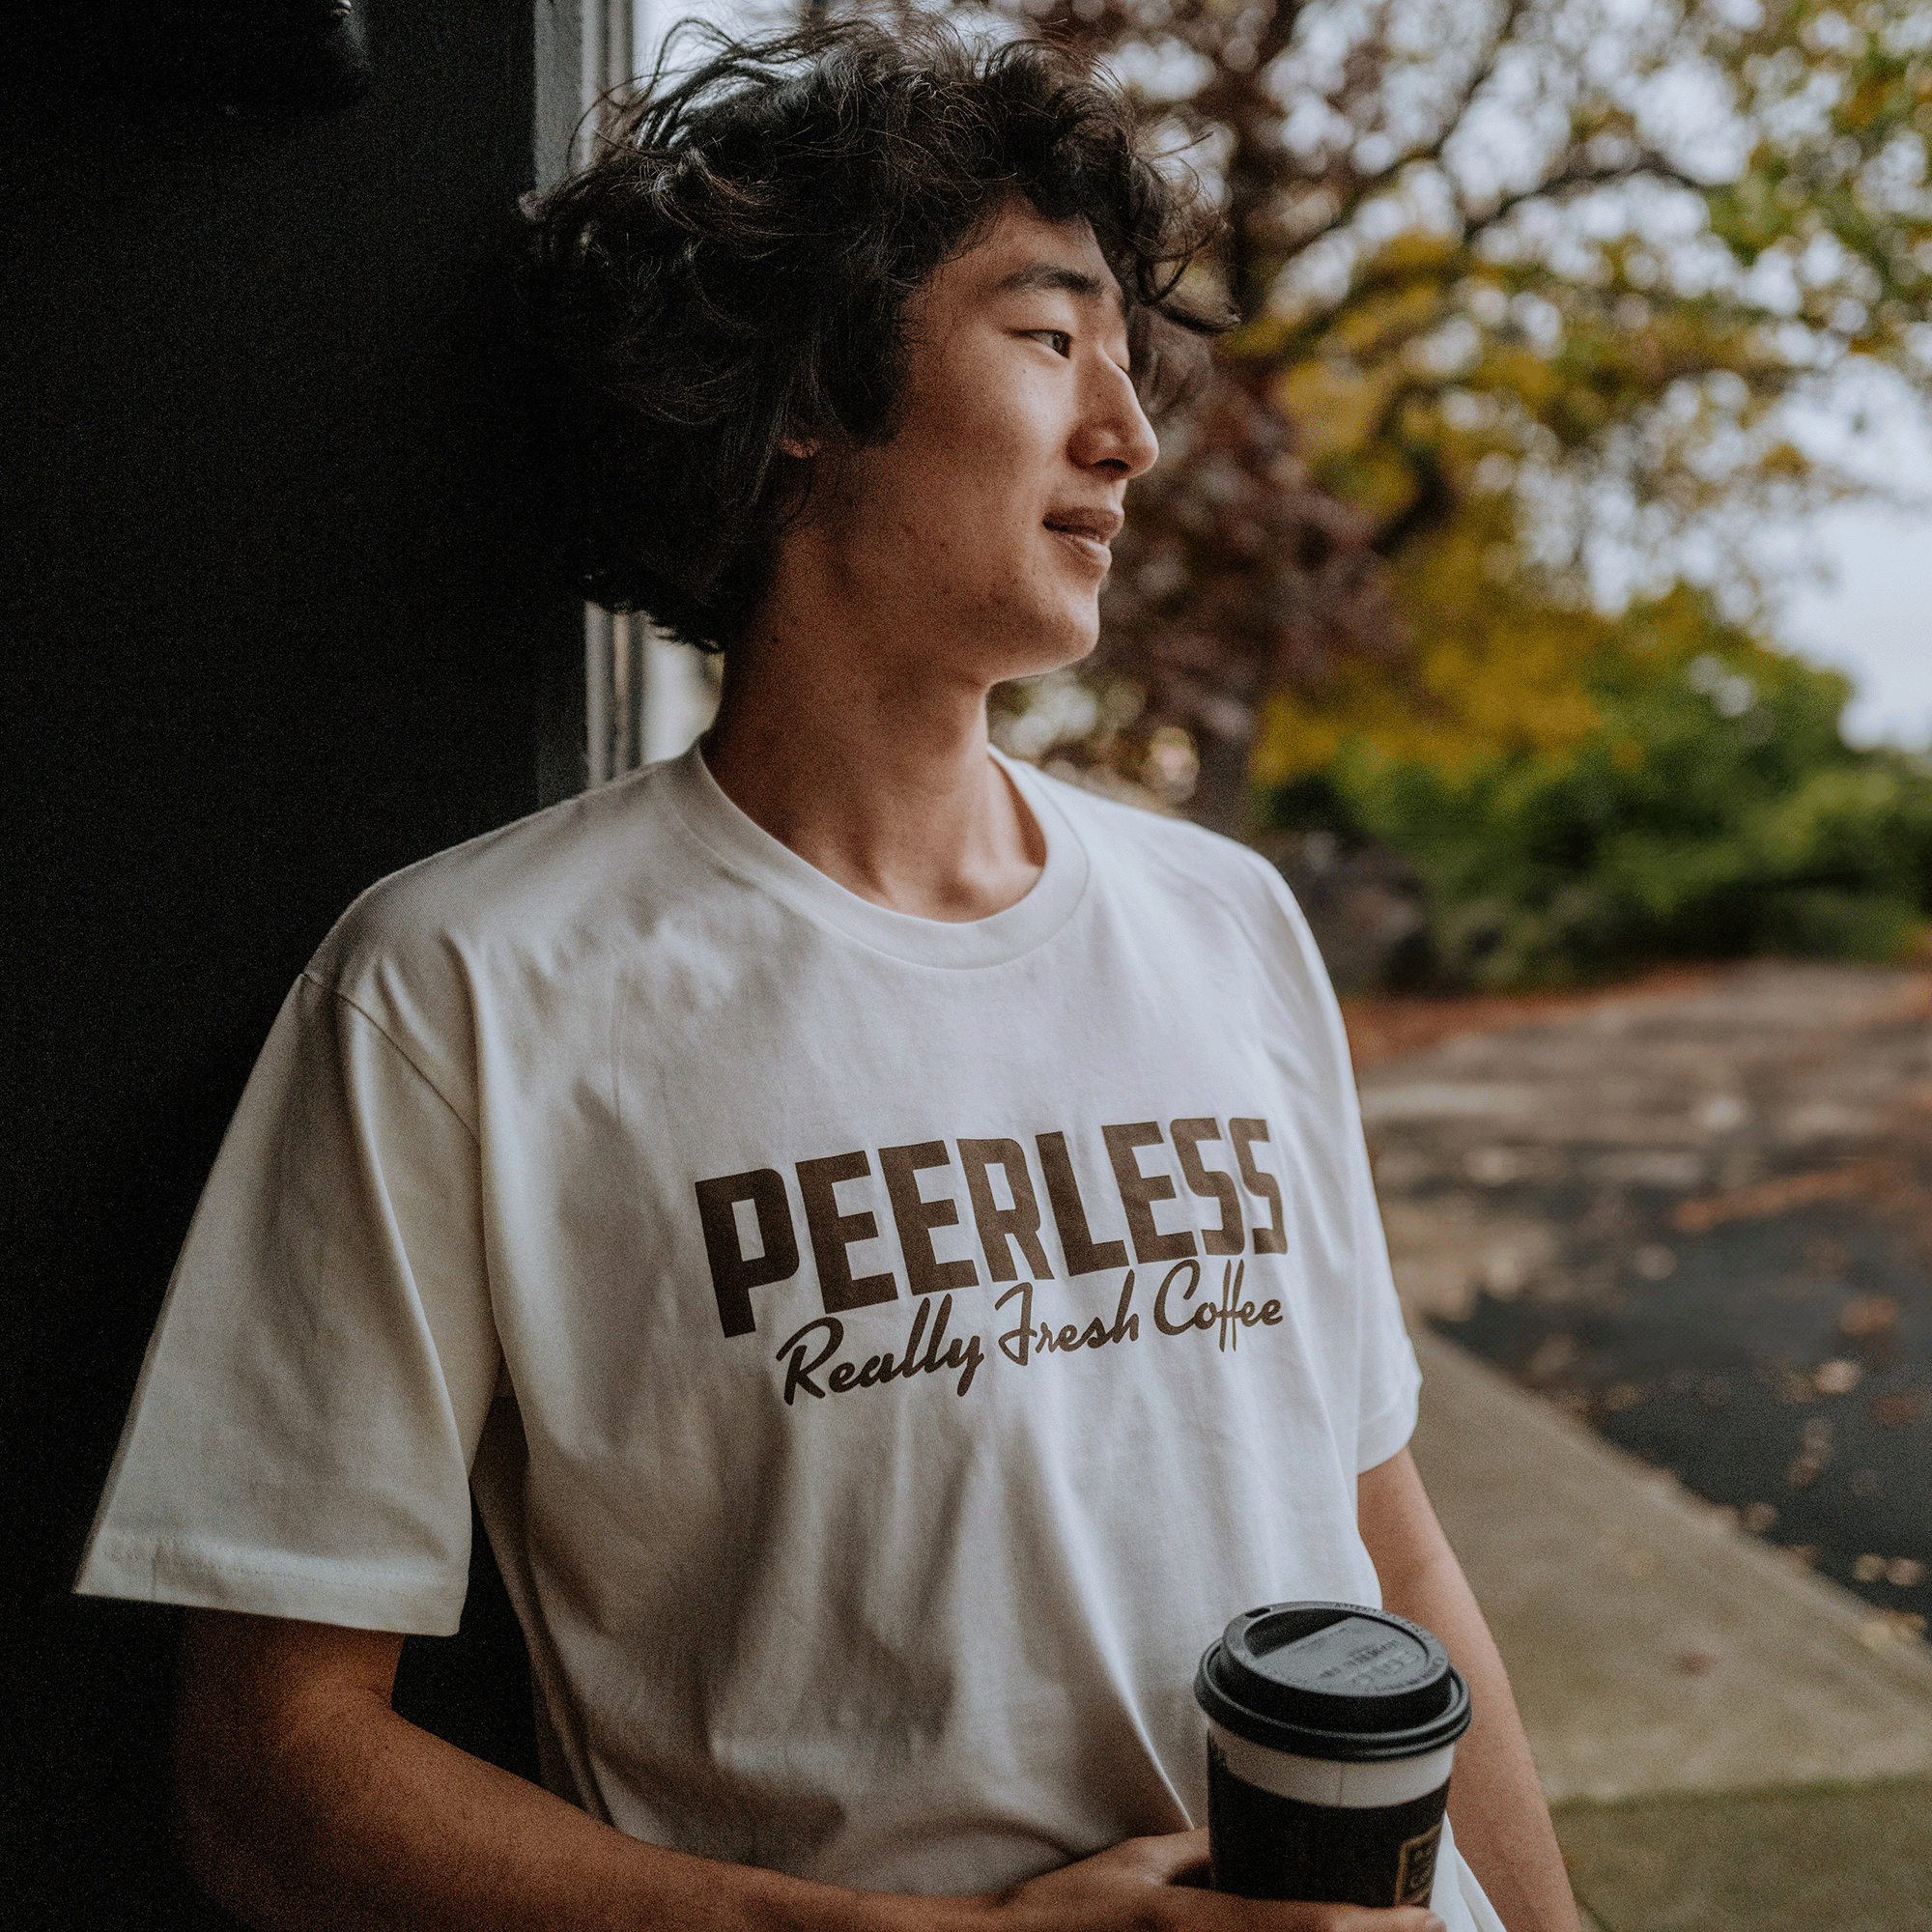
[784,202,1159,687]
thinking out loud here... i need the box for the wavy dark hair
[522,17,1224,650]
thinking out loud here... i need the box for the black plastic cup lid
[1195,1602,1472,1763]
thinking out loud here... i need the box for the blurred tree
[1269,585,1932,986]
[952,0,1932,825]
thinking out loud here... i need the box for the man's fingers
[1113,1826,1211,1887]
[1276,1912,1443,1932]
[986,1832,1447,1932]
[1257,1912,1441,1932]
[1112,1833,1447,1929]
[1188,1884,1444,1931]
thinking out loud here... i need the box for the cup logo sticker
[1393,1821,1441,1907]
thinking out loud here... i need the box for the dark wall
[1,6,583,1922]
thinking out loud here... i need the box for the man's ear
[779,436,818,460]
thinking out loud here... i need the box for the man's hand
[976,1830,1444,1932]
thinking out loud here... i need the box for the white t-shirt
[78,745,1481,1911]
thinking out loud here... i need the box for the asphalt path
[1355,961,1932,1639]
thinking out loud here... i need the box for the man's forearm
[1356,1453,1581,1932]
[1382,1548,1578,1932]
[174,1610,938,1932]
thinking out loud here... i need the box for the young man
[77,23,1580,1932]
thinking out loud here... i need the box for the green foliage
[1264,588,1932,988]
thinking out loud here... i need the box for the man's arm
[174,1608,1443,1932]
[1356,1450,1581,1932]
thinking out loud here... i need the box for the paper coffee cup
[1194,1601,1473,1907]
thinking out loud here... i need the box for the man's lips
[1043,507,1123,570]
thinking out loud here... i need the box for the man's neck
[699,632,1047,925]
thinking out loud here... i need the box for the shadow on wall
[3,4,581,1925]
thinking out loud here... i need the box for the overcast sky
[1776,389,1932,750]
[1781,509,1930,750]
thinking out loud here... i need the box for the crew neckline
[661,740,1090,969]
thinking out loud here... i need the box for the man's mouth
[1043,508,1123,570]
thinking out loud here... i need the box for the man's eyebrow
[993,261,1128,315]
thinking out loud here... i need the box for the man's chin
[1005,617,1102,681]
[944,600,1101,690]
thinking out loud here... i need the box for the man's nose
[1073,355,1159,480]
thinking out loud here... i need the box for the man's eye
[1029,329,1072,356]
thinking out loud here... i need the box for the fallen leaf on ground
[1839,1294,1902,1338]
[1873,1390,1928,1426]
[1524,1333,1578,1380]
[1860,1611,1929,1647]
[1673,1162,1891,1235]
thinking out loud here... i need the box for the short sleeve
[1246,849,1421,1471]
[74,974,500,1634]
[1311,948,1419,1472]
[1349,1146,1422,1473]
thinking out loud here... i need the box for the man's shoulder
[1021,761,1338,1018]
[1017,759,1294,904]
[305,756,698,1004]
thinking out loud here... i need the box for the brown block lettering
[1036,1130,1128,1278]
[1171,1118,1243,1256]
[880,1141,979,1297]
[1230,1118,1288,1255]
[796,1151,899,1314]
[1103,1122,1198,1264]
[957,1138,1054,1283]
[695,1169,800,1338]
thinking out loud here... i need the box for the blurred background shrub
[1259,586,1932,988]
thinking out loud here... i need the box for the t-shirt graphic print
[698,1113,1295,1409]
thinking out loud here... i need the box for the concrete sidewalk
[1409,1327,1932,1931]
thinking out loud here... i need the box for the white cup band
[1208,1719,1457,1809]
